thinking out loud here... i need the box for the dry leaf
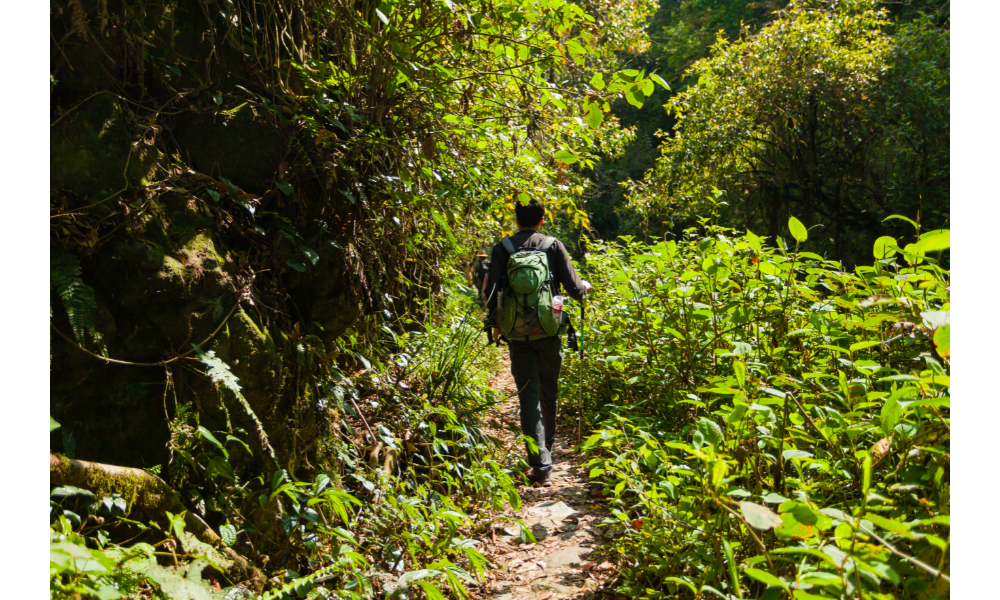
[871,435,894,463]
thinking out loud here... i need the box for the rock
[529,578,575,594]
[555,486,589,500]
[542,546,591,569]
[494,523,520,537]
[524,501,579,526]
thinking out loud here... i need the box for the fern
[192,345,279,467]
[50,247,105,354]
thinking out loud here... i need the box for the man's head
[514,200,545,230]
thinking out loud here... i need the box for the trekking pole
[576,298,586,445]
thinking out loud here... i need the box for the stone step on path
[478,355,619,600]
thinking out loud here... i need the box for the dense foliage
[52,279,526,599]
[50,1,950,599]
[564,218,950,598]
[580,0,948,263]
[50,0,665,597]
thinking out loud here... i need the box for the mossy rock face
[284,240,362,345]
[171,108,284,195]
[50,189,247,467]
[50,95,162,197]
[49,59,362,477]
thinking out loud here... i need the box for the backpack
[496,236,561,341]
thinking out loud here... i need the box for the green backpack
[496,236,561,341]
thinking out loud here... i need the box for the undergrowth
[50,272,520,599]
[566,218,950,599]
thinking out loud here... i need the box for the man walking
[484,200,591,487]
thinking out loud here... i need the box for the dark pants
[508,336,563,472]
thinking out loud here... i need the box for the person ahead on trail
[484,200,592,487]
[472,250,490,306]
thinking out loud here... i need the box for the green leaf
[739,501,783,530]
[165,511,187,542]
[275,181,293,196]
[589,72,606,90]
[873,236,898,259]
[287,257,307,272]
[726,403,748,428]
[743,567,789,592]
[775,501,832,540]
[914,229,950,253]
[663,577,698,594]
[762,492,790,504]
[197,426,228,459]
[933,324,950,358]
[416,580,447,600]
[649,73,670,90]
[883,214,919,232]
[788,217,808,243]
[626,89,646,108]
[733,360,746,389]
[50,416,61,432]
[696,418,723,447]
[301,247,320,265]
[782,449,813,460]
[219,523,237,546]
[862,453,872,496]
[722,539,741,599]
[880,397,903,437]
[849,340,880,352]
[584,106,603,130]
[554,149,579,164]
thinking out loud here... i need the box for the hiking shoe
[527,468,552,487]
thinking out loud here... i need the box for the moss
[161,255,188,281]
[50,454,74,481]
[181,231,225,270]
[237,309,269,346]
[81,466,171,514]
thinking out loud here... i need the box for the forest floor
[474,352,622,600]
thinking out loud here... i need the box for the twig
[858,523,950,582]
[348,395,377,442]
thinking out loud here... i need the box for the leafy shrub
[567,218,949,598]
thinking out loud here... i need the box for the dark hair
[514,199,545,227]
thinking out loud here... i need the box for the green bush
[566,217,949,599]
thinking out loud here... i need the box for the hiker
[471,250,490,306]
[484,200,592,487]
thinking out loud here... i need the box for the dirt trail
[476,354,617,600]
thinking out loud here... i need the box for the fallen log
[49,453,263,586]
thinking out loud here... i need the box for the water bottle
[552,295,564,322]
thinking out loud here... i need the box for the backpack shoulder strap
[500,237,518,255]
[538,236,557,252]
